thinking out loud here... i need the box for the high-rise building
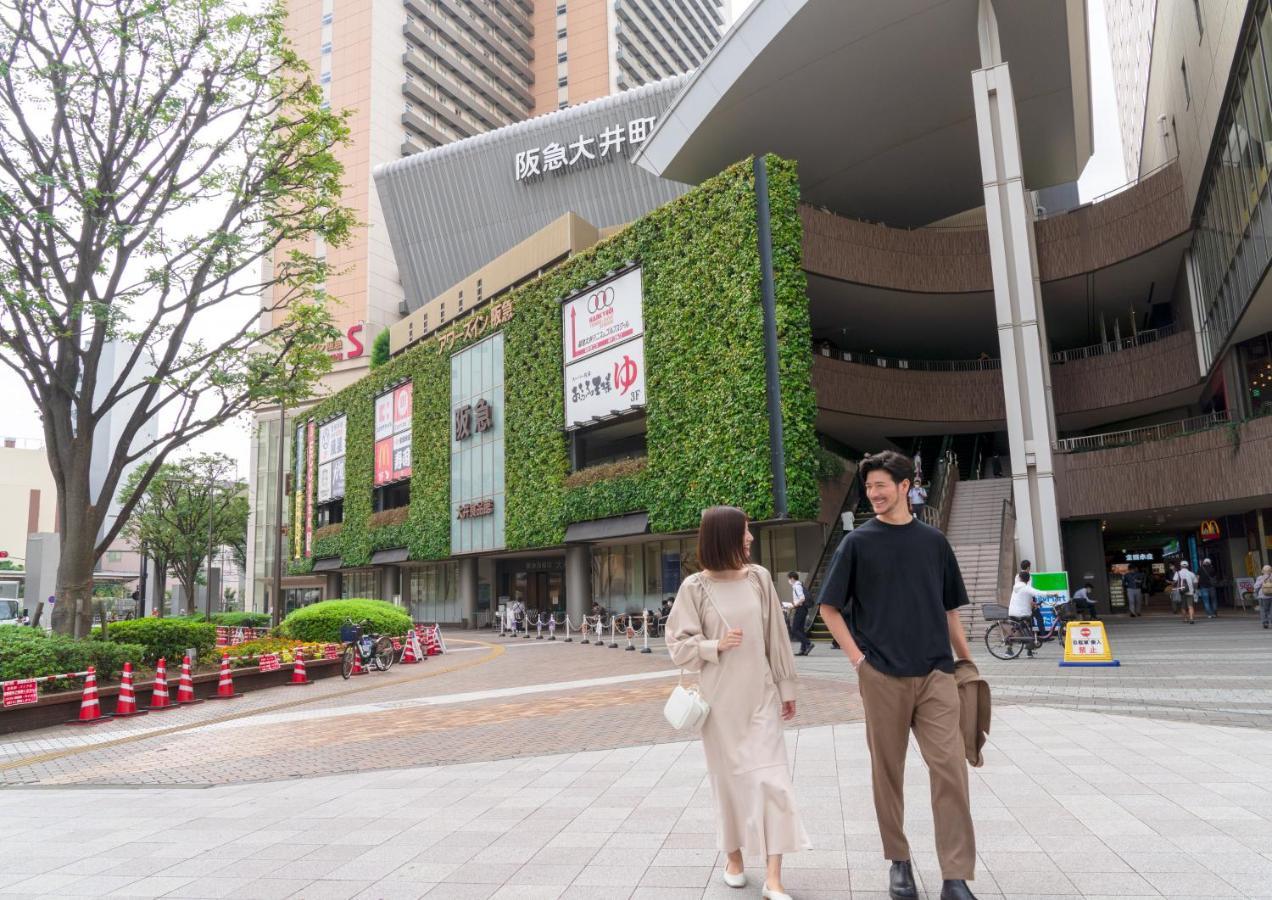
[1105,0,1156,180]
[246,0,726,612]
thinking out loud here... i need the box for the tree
[0,1,356,635]
[121,453,249,617]
[370,328,390,370]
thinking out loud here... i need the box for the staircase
[944,478,1014,637]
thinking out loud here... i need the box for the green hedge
[209,612,271,629]
[105,619,218,665]
[290,156,819,565]
[0,628,146,683]
[279,598,412,642]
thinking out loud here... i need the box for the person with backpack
[1173,561,1198,624]
[1197,558,1219,618]
[1256,565,1272,630]
[1122,565,1145,617]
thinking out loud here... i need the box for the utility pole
[272,407,286,627]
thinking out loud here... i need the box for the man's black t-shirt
[1198,566,1215,589]
[816,517,969,677]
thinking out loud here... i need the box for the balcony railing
[816,347,1002,372]
[1049,322,1180,364]
[1055,410,1231,453]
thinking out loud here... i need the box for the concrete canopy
[635,0,1092,227]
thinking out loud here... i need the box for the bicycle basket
[1053,600,1077,621]
[339,621,361,643]
[981,603,1009,621]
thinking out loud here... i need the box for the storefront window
[408,562,459,623]
[342,570,378,600]
[592,537,699,614]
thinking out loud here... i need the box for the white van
[0,599,25,626]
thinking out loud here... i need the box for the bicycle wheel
[984,621,1024,659]
[341,644,356,679]
[374,636,396,671]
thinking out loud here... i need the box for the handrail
[1035,156,1181,219]
[1049,323,1180,364]
[1055,410,1231,453]
[816,347,1001,372]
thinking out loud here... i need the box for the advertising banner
[564,340,646,428]
[305,421,315,557]
[2,678,38,708]
[562,267,644,363]
[1030,571,1069,630]
[316,416,347,502]
[374,383,412,485]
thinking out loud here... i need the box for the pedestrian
[1198,558,1218,618]
[788,571,813,656]
[1173,561,1198,624]
[908,479,928,517]
[1072,582,1099,620]
[1255,565,1272,630]
[818,450,979,900]
[1008,571,1049,657]
[666,506,808,900]
[1123,565,1145,617]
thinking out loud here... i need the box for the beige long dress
[666,564,810,858]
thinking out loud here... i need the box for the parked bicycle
[982,599,1077,660]
[339,618,397,678]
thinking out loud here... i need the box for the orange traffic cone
[113,662,147,718]
[400,629,422,664]
[66,667,113,725]
[288,648,311,686]
[175,655,203,705]
[208,656,241,699]
[149,658,176,711]
[423,626,441,657]
[350,648,366,676]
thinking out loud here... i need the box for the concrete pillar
[972,4,1064,571]
[458,557,478,629]
[380,565,401,605]
[324,572,340,601]
[566,544,591,625]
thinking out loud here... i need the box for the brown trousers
[858,661,976,880]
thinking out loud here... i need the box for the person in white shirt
[1008,572,1049,656]
[908,481,928,517]
[1173,561,1198,625]
[787,572,813,656]
[1254,565,1272,630]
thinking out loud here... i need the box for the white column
[458,557,478,628]
[972,57,1064,572]
[566,544,591,625]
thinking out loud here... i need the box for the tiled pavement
[0,616,1270,897]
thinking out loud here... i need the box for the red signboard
[393,384,413,429]
[3,679,38,708]
[324,644,339,660]
[373,382,413,486]
[257,653,281,673]
[1200,519,1221,542]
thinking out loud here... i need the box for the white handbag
[663,574,732,731]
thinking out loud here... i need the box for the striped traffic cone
[149,658,177,711]
[423,626,441,657]
[208,656,241,699]
[350,649,366,676]
[287,648,311,686]
[113,662,148,717]
[400,629,422,664]
[175,655,203,705]
[66,667,113,725]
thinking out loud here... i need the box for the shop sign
[457,499,494,519]
[562,267,644,363]
[1201,519,1222,542]
[325,322,365,363]
[2,678,38,708]
[564,340,646,428]
[436,301,514,354]
[454,399,493,441]
[1030,571,1069,630]
[1125,552,1153,561]
[374,383,413,486]
[316,415,346,503]
[305,421,316,556]
[514,116,656,182]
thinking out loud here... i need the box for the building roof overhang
[635,0,1092,226]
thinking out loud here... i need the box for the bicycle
[982,600,1075,660]
[339,618,397,679]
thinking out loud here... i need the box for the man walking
[818,450,978,900]
[1198,558,1218,618]
[1123,565,1144,617]
[1173,561,1198,624]
[788,571,813,656]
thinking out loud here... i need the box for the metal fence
[1049,322,1180,364]
[819,348,1002,372]
[1054,410,1231,453]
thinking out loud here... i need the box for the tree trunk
[53,499,100,638]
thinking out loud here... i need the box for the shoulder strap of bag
[673,574,733,688]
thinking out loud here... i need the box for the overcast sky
[1,0,1127,480]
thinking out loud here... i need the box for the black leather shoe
[940,879,978,900]
[888,860,917,900]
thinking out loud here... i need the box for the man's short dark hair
[787,571,799,580]
[859,450,915,486]
[1020,559,1032,572]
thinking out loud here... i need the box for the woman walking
[666,506,809,899]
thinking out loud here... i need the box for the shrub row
[0,627,146,683]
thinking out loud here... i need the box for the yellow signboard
[1060,621,1120,667]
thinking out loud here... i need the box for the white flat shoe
[762,887,793,900]
[722,868,746,888]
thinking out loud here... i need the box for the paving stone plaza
[0,617,1270,899]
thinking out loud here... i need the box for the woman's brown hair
[697,506,750,571]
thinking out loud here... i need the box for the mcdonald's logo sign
[1200,519,1222,542]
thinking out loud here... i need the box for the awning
[564,512,649,543]
[312,557,343,572]
[370,547,411,565]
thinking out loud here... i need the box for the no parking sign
[1061,621,1120,667]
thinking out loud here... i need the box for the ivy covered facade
[285,157,826,623]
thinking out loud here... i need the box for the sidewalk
[1,703,1270,899]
